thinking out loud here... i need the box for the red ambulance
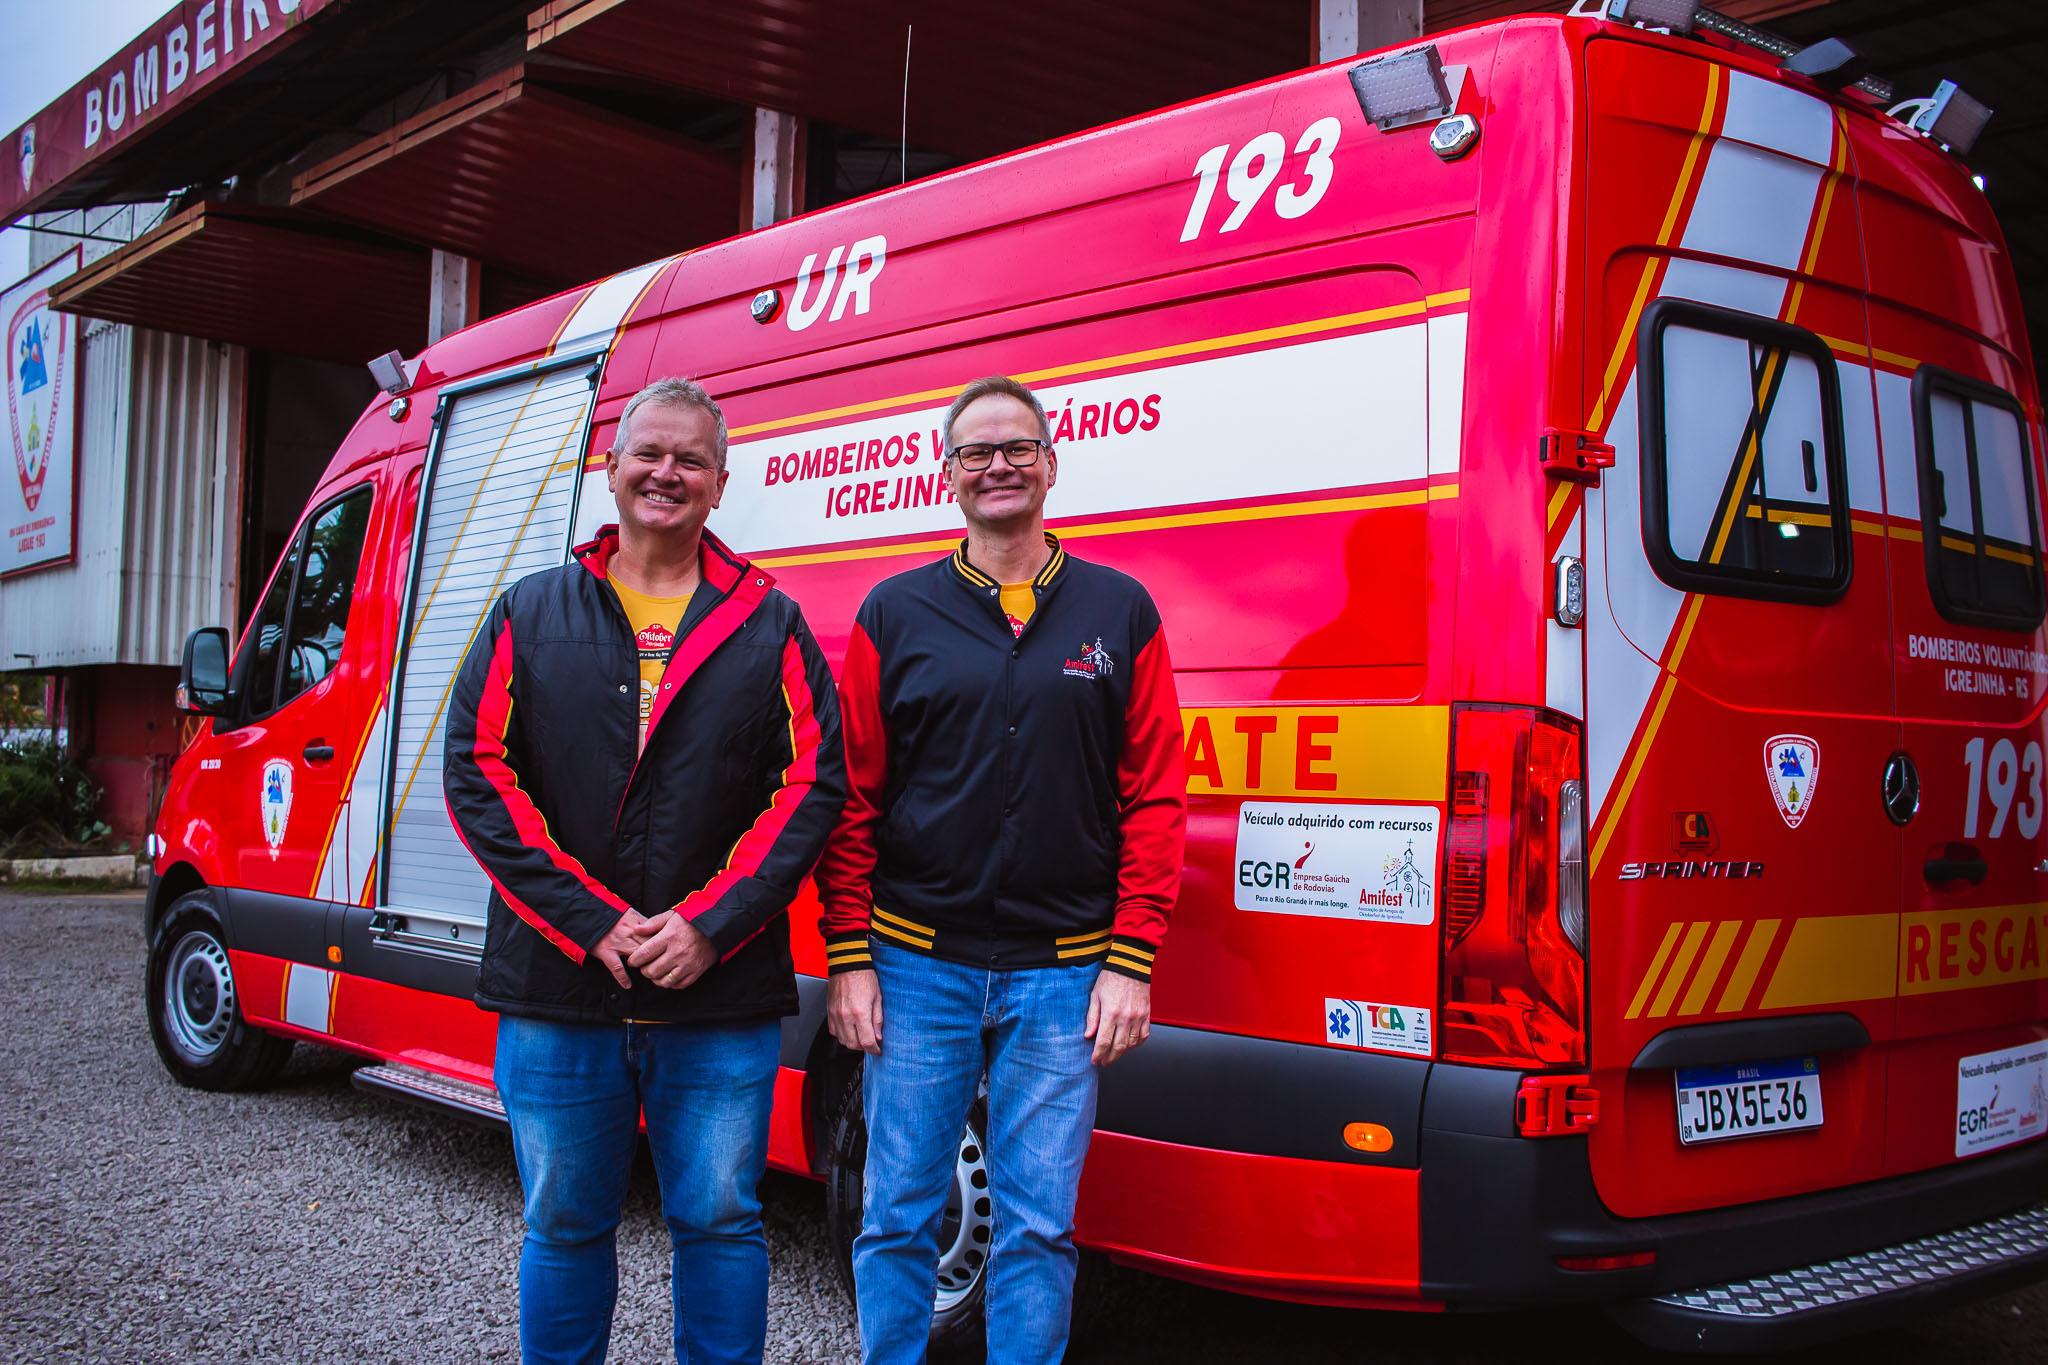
[145,3,2048,1350]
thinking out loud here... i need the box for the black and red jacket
[816,535,1185,981]
[443,527,845,1025]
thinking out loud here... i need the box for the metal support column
[750,108,801,231]
[427,249,480,344]
[1315,0,1424,61]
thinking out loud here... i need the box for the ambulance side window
[1638,300,1849,604]
[242,538,304,717]
[239,484,375,719]
[1911,367,2045,631]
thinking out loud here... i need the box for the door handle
[1924,843,1988,886]
[303,741,336,763]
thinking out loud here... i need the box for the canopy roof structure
[47,202,430,363]
[8,0,2041,370]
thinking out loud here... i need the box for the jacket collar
[573,525,758,596]
[949,532,1066,593]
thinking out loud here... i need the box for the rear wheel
[825,1059,992,1362]
[146,892,294,1091]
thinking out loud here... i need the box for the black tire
[825,1057,992,1362]
[146,891,294,1091]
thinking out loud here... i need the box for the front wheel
[824,1059,992,1362]
[146,892,294,1091]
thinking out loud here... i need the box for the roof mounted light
[1781,37,1869,92]
[1348,46,1453,132]
[1903,79,1994,158]
[1606,0,1700,35]
[1587,0,1899,102]
[367,349,410,396]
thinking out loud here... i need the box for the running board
[351,1062,507,1130]
[1612,1200,2048,1352]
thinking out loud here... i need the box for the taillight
[1440,703,1588,1067]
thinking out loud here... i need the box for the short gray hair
[942,375,1051,454]
[617,376,728,469]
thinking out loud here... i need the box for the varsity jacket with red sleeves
[815,535,1186,981]
[443,527,845,1025]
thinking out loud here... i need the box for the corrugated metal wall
[121,330,243,665]
[0,318,243,669]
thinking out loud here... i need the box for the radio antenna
[900,24,913,184]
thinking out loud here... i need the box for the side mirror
[179,627,233,715]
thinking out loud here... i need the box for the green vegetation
[0,679,107,853]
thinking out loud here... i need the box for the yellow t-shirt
[1000,582,1036,638]
[611,579,691,751]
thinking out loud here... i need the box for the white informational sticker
[1325,998,1432,1057]
[1957,1039,2048,1158]
[1233,801,1438,924]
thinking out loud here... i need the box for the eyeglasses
[947,439,1046,470]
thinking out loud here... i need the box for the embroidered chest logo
[1062,638,1116,681]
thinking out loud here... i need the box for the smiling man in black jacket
[444,376,845,1365]
[817,375,1186,1365]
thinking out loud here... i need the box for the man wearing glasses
[817,375,1187,1364]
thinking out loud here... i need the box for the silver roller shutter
[380,359,598,945]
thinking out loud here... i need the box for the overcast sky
[0,0,173,285]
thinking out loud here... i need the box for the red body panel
[1075,1133,1423,1306]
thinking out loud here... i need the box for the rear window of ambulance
[1638,299,1850,604]
[1912,367,2045,632]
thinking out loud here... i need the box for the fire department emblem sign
[7,283,66,513]
[1765,734,1820,829]
[261,759,294,855]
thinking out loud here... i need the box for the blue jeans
[854,942,1100,1365]
[493,1015,782,1365]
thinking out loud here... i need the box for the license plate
[1674,1057,1824,1145]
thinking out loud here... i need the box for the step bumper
[1610,1200,2048,1353]
[351,1062,507,1130]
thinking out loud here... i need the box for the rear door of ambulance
[1580,37,1905,1217]
[1851,116,2048,1177]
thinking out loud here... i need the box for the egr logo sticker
[1234,800,1438,924]
[1765,734,1819,829]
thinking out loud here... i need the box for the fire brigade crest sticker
[7,285,65,513]
[261,760,294,856]
[1764,734,1820,829]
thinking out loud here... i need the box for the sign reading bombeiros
[2,249,79,577]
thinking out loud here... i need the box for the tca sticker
[1765,734,1819,829]
[261,759,293,856]
[1325,998,1432,1057]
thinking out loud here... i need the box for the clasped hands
[593,907,716,991]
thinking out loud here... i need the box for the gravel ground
[3,891,2047,1365]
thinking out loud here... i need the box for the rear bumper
[1421,1064,2048,1322]
[1083,1030,2048,1333]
